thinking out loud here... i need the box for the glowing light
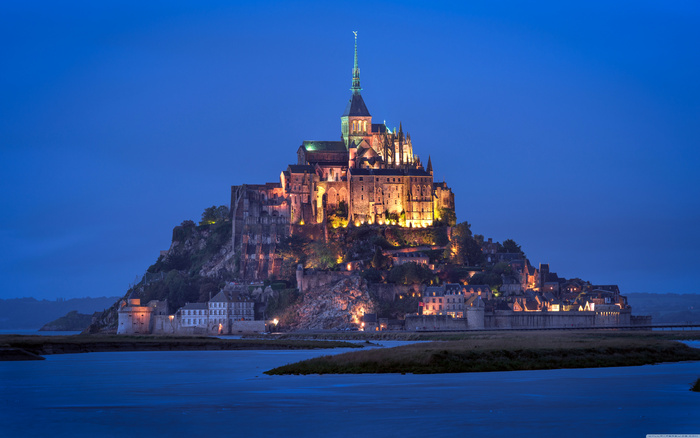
[273,318,279,326]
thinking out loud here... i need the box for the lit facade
[231,34,455,279]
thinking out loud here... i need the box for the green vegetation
[387,262,435,285]
[199,205,230,225]
[327,201,349,228]
[434,207,457,227]
[264,331,700,375]
[443,222,483,266]
[265,288,301,318]
[498,238,524,256]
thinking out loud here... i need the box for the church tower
[341,32,372,150]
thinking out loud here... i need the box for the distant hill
[0,297,120,330]
[626,293,700,324]
[39,311,94,331]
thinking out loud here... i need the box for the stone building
[117,291,167,334]
[422,283,486,318]
[230,35,455,280]
[178,290,256,334]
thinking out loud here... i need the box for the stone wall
[486,311,597,329]
[151,315,265,335]
[368,283,423,302]
[229,320,266,334]
[297,270,354,293]
[406,309,484,331]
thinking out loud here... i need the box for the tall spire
[351,31,361,93]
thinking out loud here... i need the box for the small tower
[341,32,372,149]
[426,155,433,176]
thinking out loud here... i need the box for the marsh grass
[265,331,700,375]
[0,335,360,358]
[691,378,700,392]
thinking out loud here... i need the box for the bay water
[1,341,699,437]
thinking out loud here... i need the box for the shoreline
[0,334,361,361]
[264,330,700,375]
[4,331,700,376]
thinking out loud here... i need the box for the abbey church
[232,36,454,280]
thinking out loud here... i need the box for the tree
[370,247,390,270]
[468,271,502,287]
[277,234,310,281]
[498,238,524,256]
[305,241,341,270]
[434,207,457,227]
[200,205,230,225]
[493,261,513,276]
[443,221,483,266]
[387,262,433,285]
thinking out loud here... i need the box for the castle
[231,35,454,280]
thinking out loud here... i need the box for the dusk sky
[1,1,698,300]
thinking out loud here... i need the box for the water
[1,344,699,437]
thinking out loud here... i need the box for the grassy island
[692,378,700,392]
[0,334,361,361]
[264,330,700,375]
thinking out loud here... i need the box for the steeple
[426,155,433,175]
[341,31,371,147]
[351,31,361,93]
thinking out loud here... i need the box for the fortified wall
[405,308,635,331]
[406,309,485,331]
[151,315,265,335]
[296,267,354,293]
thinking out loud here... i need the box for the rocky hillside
[87,220,236,333]
[279,275,376,331]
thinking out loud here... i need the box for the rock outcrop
[281,274,376,330]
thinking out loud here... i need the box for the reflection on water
[1,346,700,437]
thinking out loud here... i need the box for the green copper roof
[302,141,347,152]
[352,31,361,93]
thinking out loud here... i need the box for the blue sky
[1,1,699,299]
